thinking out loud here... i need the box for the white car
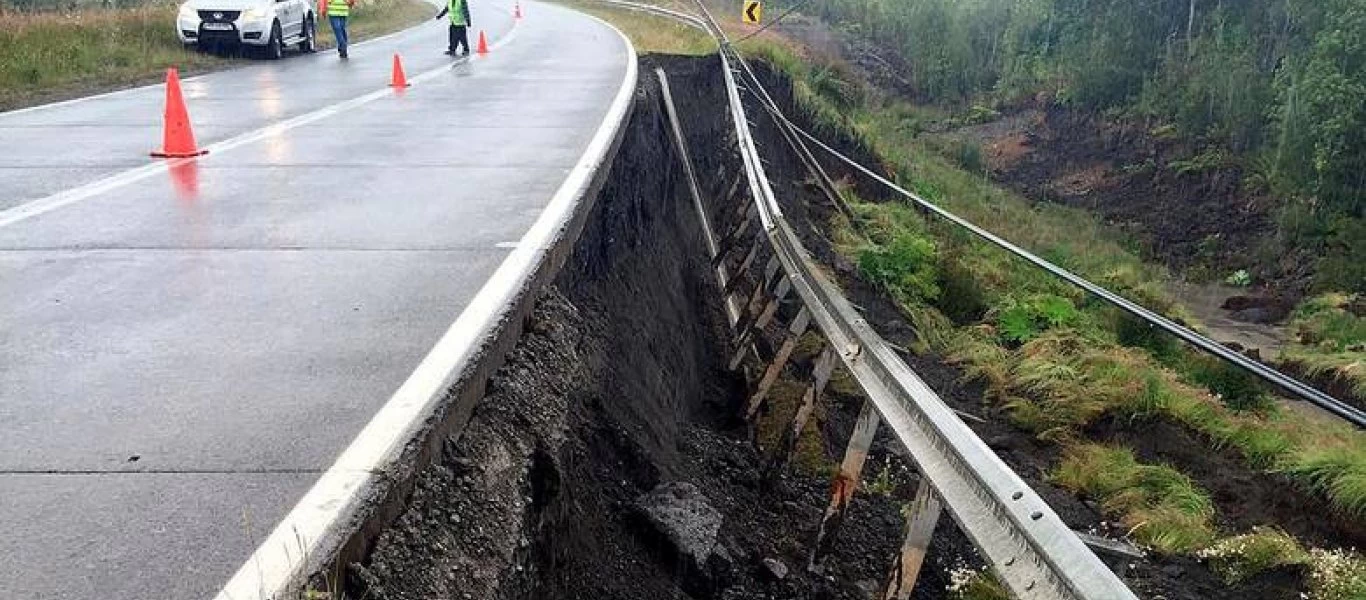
[177,0,317,58]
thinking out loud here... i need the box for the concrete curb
[210,6,639,597]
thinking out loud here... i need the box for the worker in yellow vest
[434,0,472,56]
[321,0,356,58]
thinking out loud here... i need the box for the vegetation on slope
[1281,294,1366,400]
[783,0,1365,294]
[564,2,716,55]
[733,30,1366,596]
[553,3,1366,595]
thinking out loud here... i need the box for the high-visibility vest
[326,0,349,18]
[447,0,466,25]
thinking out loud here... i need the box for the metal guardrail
[778,124,1366,428]
[706,18,1366,429]
[588,1,1141,598]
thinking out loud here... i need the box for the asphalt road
[0,3,631,598]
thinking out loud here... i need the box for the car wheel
[300,16,316,53]
[265,21,283,59]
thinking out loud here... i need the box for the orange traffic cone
[476,30,489,54]
[151,68,207,158]
[390,53,410,88]
[514,1,521,18]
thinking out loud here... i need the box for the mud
[954,106,1311,296]
[343,44,1347,600]
[738,59,1344,599]
[345,55,959,600]
[1089,415,1366,550]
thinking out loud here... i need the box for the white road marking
[0,19,518,230]
[211,9,637,600]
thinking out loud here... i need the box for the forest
[795,0,1364,292]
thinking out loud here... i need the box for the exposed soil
[952,106,1310,297]
[345,55,973,600]
[1089,415,1366,550]
[765,14,916,99]
[739,59,1365,598]
[342,45,1355,600]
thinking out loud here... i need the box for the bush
[857,233,941,305]
[994,294,1081,345]
[1188,356,1274,414]
[1115,311,1182,363]
[953,140,985,174]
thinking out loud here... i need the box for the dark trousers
[329,16,349,56]
[449,24,469,54]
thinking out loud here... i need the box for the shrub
[858,233,941,305]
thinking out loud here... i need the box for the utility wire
[712,28,1366,428]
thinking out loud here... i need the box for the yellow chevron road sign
[743,0,761,24]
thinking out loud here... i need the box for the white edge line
[210,9,638,600]
[0,0,445,119]
[0,21,519,230]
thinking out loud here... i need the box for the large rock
[635,481,722,569]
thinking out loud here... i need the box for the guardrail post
[713,204,758,266]
[810,399,881,569]
[732,258,781,336]
[744,306,811,420]
[765,344,838,480]
[723,236,765,297]
[882,478,943,599]
[730,273,790,371]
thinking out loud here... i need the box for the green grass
[321,0,432,48]
[736,38,1366,529]
[948,569,1010,600]
[0,0,429,110]
[0,3,227,109]
[1281,294,1366,400]
[560,2,715,56]
[1052,443,1218,554]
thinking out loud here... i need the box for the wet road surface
[0,3,631,598]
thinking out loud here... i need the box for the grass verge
[559,1,714,55]
[0,0,430,111]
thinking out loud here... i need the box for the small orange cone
[476,30,489,54]
[514,1,521,18]
[390,53,410,88]
[151,68,207,158]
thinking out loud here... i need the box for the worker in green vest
[434,0,472,56]
[321,0,355,58]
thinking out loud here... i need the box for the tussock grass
[745,38,1366,528]
[1282,446,1366,520]
[1198,528,1307,583]
[1281,294,1366,400]
[947,569,1010,600]
[1052,443,1217,554]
